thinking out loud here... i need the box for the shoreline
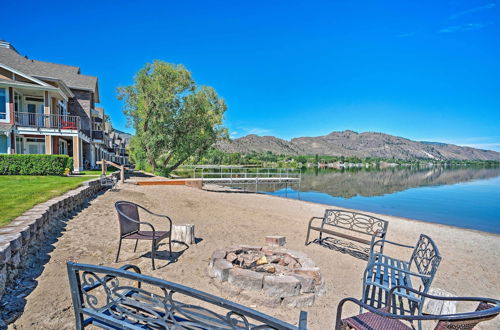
[205,184,500,238]
[11,178,500,329]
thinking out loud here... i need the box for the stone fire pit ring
[208,245,325,307]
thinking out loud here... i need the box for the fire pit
[208,244,325,307]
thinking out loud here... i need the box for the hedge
[0,154,73,175]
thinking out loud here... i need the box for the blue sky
[2,1,499,151]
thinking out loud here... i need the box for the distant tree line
[183,148,500,169]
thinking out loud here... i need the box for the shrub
[0,154,71,175]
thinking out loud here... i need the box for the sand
[9,176,500,329]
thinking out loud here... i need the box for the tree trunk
[171,224,196,248]
[166,156,189,174]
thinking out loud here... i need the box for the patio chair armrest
[336,294,500,329]
[136,206,173,229]
[389,285,500,306]
[365,261,432,281]
[369,239,415,255]
[335,297,415,330]
[138,221,156,233]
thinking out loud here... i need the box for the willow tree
[119,61,227,174]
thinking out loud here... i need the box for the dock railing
[192,166,301,183]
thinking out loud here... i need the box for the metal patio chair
[335,285,500,330]
[362,234,442,329]
[115,201,173,270]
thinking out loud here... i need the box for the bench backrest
[322,209,388,237]
[409,234,442,290]
[67,262,305,330]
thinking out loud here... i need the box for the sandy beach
[10,176,500,329]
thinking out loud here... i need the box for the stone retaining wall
[0,175,116,301]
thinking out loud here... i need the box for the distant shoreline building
[0,41,128,170]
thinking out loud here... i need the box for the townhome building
[0,41,128,171]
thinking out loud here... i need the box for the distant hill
[215,130,500,161]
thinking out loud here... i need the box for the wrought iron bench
[335,285,500,330]
[67,262,308,329]
[305,209,389,253]
[100,174,117,190]
[362,234,442,329]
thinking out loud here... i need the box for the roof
[0,43,99,99]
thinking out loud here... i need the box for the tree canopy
[119,61,227,175]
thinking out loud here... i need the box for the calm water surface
[257,167,500,234]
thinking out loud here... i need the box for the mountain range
[215,130,500,161]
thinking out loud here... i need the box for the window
[0,88,8,121]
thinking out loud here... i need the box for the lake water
[250,166,500,234]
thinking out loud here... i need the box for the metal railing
[15,112,80,130]
[92,130,104,140]
[193,166,301,181]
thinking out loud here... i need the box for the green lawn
[0,175,91,227]
[77,168,118,176]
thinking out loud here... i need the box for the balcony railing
[92,131,104,140]
[15,112,80,130]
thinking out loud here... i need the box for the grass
[77,168,118,176]
[0,175,92,227]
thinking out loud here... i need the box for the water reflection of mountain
[298,167,500,198]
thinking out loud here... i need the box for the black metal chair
[336,286,500,330]
[114,201,173,270]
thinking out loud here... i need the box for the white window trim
[0,87,10,123]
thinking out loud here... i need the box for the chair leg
[115,238,122,263]
[151,240,156,270]
[133,239,139,252]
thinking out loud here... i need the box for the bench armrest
[307,216,324,226]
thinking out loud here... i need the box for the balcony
[15,112,80,130]
[92,130,104,140]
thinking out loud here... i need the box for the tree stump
[422,288,457,315]
[171,224,196,248]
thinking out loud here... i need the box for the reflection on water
[298,166,500,198]
[222,166,500,233]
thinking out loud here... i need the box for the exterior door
[27,104,36,126]
[25,98,44,127]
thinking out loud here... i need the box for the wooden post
[101,160,106,175]
[45,135,52,155]
[120,165,125,184]
[72,135,81,172]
